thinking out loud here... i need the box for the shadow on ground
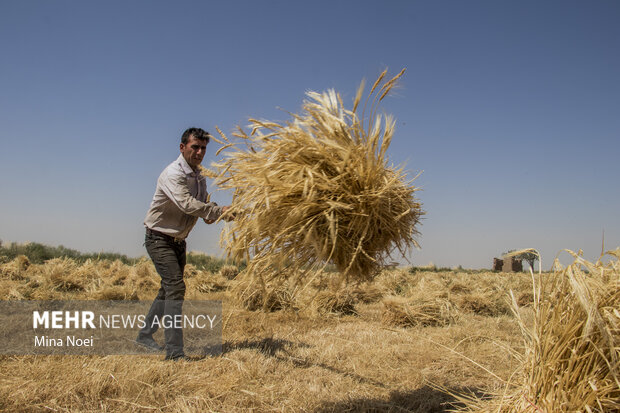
[315,385,486,413]
[225,338,488,412]
[224,337,388,388]
[223,337,309,356]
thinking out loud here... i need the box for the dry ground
[0,257,535,412]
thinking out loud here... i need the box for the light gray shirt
[144,154,223,239]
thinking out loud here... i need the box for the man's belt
[146,228,185,243]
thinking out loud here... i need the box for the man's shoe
[136,335,164,351]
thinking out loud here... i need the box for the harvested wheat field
[2,248,616,412]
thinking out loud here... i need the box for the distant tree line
[0,241,244,273]
[0,241,138,265]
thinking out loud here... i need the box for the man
[136,127,231,360]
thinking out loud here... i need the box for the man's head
[180,127,210,169]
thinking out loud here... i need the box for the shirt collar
[177,154,197,176]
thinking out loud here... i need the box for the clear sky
[1,1,618,269]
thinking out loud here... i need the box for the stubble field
[0,255,539,412]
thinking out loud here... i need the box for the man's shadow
[223,336,307,357]
[223,337,489,411]
[315,385,489,412]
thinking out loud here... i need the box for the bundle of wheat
[312,288,359,316]
[190,271,229,294]
[382,296,458,328]
[219,264,240,280]
[44,257,85,292]
[231,275,297,312]
[456,291,511,317]
[0,255,31,280]
[456,248,620,412]
[207,70,422,307]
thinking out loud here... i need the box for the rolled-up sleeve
[159,171,223,221]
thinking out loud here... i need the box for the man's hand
[221,206,235,222]
[203,206,234,224]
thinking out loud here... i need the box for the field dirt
[0,258,534,412]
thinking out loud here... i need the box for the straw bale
[208,69,422,305]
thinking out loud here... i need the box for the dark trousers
[139,230,186,358]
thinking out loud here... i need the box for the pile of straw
[312,288,359,316]
[208,69,422,297]
[219,264,240,280]
[0,256,157,301]
[0,255,30,280]
[231,276,297,312]
[456,248,620,412]
[382,296,458,328]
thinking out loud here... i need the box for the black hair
[181,127,210,144]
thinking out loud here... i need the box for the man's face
[180,135,207,169]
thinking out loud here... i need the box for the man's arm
[204,206,233,224]
[159,172,223,221]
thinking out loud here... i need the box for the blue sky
[1,0,618,269]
